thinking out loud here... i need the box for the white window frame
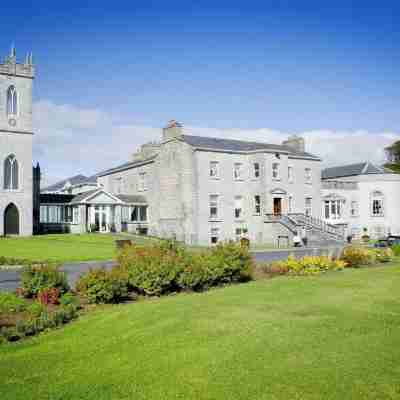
[6,85,18,116]
[371,191,384,217]
[288,166,294,183]
[272,163,280,180]
[3,154,19,190]
[209,161,219,179]
[234,163,243,180]
[209,194,219,219]
[254,195,261,215]
[234,195,244,219]
[305,168,312,184]
[138,172,147,191]
[288,195,294,213]
[210,227,220,245]
[305,197,312,217]
[130,205,148,222]
[324,200,342,220]
[253,162,260,179]
[350,201,358,217]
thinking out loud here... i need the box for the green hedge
[116,240,254,296]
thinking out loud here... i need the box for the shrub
[37,288,60,305]
[118,241,253,295]
[59,304,79,321]
[26,301,47,318]
[21,264,69,298]
[257,263,290,278]
[341,246,376,268]
[118,242,186,295]
[269,255,346,276]
[0,292,27,313]
[374,247,394,263]
[76,267,129,304]
[392,244,400,257]
[207,241,254,284]
[59,292,80,308]
[177,254,212,291]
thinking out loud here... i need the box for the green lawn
[1,265,400,399]
[0,233,156,263]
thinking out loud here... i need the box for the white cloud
[33,100,400,186]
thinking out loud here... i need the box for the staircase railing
[265,213,345,241]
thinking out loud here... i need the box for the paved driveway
[0,245,344,292]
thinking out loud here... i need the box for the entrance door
[4,203,19,235]
[93,205,109,233]
[273,198,282,216]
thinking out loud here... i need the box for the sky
[1,1,399,185]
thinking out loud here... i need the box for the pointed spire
[25,52,29,65]
[29,52,33,65]
[10,44,16,57]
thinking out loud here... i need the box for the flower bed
[0,264,79,343]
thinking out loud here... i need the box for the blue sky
[1,1,399,182]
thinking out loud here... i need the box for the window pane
[131,206,138,222]
[4,157,11,189]
[140,206,147,222]
[12,158,18,189]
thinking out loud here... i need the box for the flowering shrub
[76,267,129,304]
[374,247,394,263]
[269,255,346,276]
[117,240,253,295]
[37,287,60,305]
[21,264,69,298]
[340,246,376,268]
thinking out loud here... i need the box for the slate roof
[96,134,319,178]
[115,194,147,204]
[96,155,157,177]
[40,193,75,204]
[322,162,388,180]
[42,174,97,193]
[182,135,320,159]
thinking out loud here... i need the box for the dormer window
[6,86,17,116]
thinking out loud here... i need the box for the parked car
[374,239,389,248]
[374,235,400,248]
[387,235,400,247]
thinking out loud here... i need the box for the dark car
[387,235,400,247]
[374,239,389,248]
[374,235,400,248]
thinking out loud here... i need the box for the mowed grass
[1,265,400,399]
[0,233,156,263]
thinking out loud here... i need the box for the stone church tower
[0,47,35,236]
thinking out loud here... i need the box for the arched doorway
[4,203,19,235]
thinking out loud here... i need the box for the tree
[384,140,400,173]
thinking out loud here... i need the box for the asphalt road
[0,246,344,292]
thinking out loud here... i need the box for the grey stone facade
[0,47,35,236]
[96,121,323,245]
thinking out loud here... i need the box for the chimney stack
[162,120,183,141]
[282,135,305,153]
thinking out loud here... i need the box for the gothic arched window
[6,85,17,115]
[4,155,19,190]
